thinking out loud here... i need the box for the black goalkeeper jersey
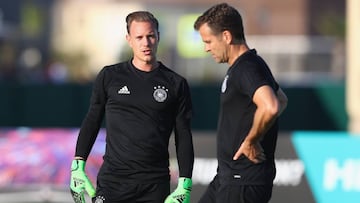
[217,49,279,185]
[75,60,194,183]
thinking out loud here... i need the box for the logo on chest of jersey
[118,85,131,94]
[153,86,168,102]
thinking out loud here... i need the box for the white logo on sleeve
[153,86,168,102]
[118,86,130,94]
[221,75,229,93]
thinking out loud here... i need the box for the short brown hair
[194,3,245,42]
[126,11,159,34]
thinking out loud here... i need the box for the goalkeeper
[70,10,194,203]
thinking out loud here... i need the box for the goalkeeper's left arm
[167,80,194,203]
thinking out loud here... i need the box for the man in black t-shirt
[69,11,194,203]
[194,3,288,203]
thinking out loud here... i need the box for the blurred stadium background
[1,0,359,202]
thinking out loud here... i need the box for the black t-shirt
[217,49,279,185]
[75,60,194,183]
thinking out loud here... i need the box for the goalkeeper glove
[165,177,192,203]
[70,159,96,203]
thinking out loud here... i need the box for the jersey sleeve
[75,67,107,160]
[235,61,278,99]
[173,79,194,178]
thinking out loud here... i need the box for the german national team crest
[153,86,168,102]
[94,195,105,203]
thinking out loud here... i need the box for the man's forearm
[245,105,277,143]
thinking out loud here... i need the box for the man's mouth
[143,50,151,55]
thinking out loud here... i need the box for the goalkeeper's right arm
[70,159,96,203]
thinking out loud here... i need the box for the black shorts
[93,178,170,203]
[198,175,273,203]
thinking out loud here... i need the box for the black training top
[75,60,194,183]
[217,49,279,185]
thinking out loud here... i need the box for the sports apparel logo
[72,177,84,187]
[118,86,130,94]
[174,194,186,203]
[70,190,84,203]
[153,86,168,102]
[221,75,228,93]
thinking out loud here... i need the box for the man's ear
[126,34,132,47]
[222,30,232,44]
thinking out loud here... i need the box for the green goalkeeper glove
[165,177,192,203]
[70,159,96,203]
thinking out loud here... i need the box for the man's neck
[228,44,249,66]
[132,59,158,72]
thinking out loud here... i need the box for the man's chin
[142,55,153,61]
[212,56,223,63]
[215,59,226,64]
[144,57,157,64]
